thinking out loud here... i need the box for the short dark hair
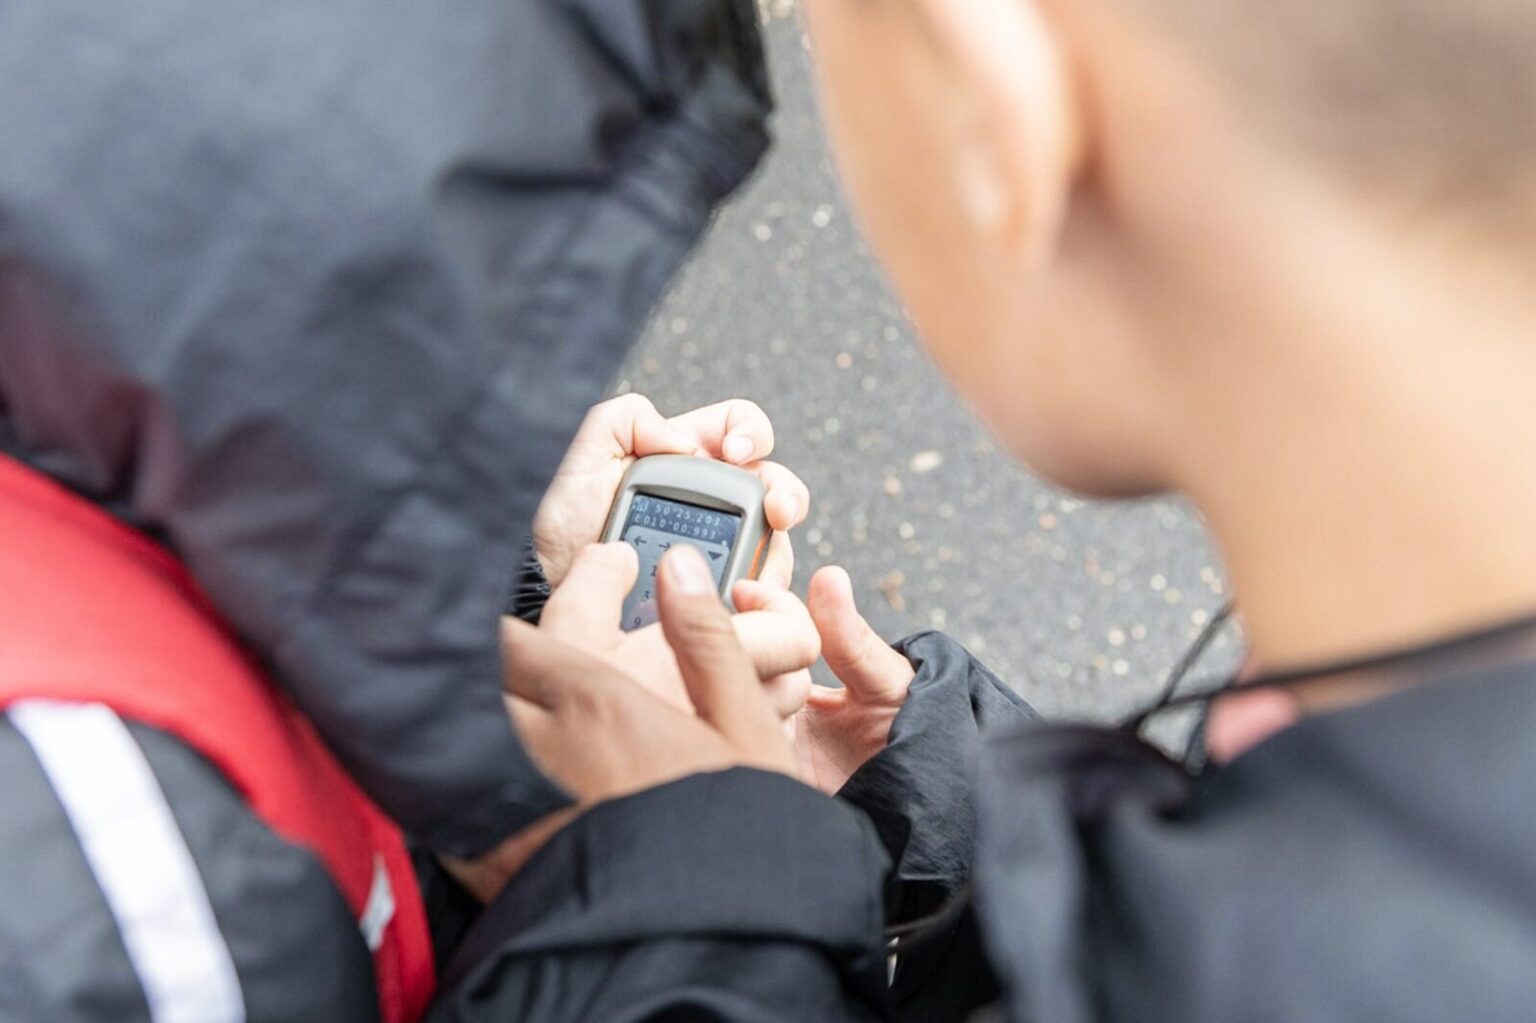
[1162,0,1536,249]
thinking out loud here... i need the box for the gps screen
[619,494,742,630]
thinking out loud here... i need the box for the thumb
[540,542,639,642]
[657,545,793,772]
[807,566,914,704]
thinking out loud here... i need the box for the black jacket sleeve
[430,636,1038,1023]
[841,632,1039,921]
[505,544,553,625]
[835,631,1038,1023]
[0,709,378,1022]
[430,769,893,1022]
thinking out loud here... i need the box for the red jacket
[0,455,435,1021]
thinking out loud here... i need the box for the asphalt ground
[619,11,1242,729]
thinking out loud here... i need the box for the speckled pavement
[619,11,1242,726]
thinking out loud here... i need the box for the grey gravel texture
[619,13,1241,725]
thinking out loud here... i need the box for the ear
[916,0,1084,266]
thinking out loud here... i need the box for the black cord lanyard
[1128,603,1536,730]
[1124,600,1236,730]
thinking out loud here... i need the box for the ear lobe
[920,0,1085,266]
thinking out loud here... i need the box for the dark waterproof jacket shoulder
[439,634,1536,1022]
[0,0,770,857]
[976,652,1536,1023]
[0,4,783,1017]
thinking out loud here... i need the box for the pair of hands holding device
[447,396,916,901]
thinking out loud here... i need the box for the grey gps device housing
[599,454,770,632]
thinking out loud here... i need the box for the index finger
[666,398,775,466]
[657,546,794,772]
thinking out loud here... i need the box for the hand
[445,546,798,902]
[791,567,917,794]
[531,394,810,588]
[536,542,819,719]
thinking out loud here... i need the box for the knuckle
[565,677,609,717]
[563,552,601,583]
[762,464,795,491]
[591,542,631,569]
[730,397,767,421]
[831,628,877,677]
[684,607,735,640]
[604,392,655,418]
[582,400,618,430]
[570,542,604,564]
[674,608,738,652]
[574,542,629,575]
[851,626,883,667]
[774,594,809,626]
[848,629,901,685]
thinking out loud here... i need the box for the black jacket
[8,5,1532,1021]
[0,1,776,1017]
[436,634,1536,1022]
[0,0,769,858]
[12,615,1533,1019]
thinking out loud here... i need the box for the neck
[1164,197,1536,672]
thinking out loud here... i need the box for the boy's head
[805,0,1536,498]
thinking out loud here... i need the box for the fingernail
[666,545,715,595]
[722,434,753,464]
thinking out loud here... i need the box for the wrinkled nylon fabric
[976,659,1536,1023]
[0,0,771,855]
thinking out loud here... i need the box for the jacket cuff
[504,542,552,624]
[444,768,891,988]
[838,631,1038,924]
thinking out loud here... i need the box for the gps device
[600,454,770,631]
